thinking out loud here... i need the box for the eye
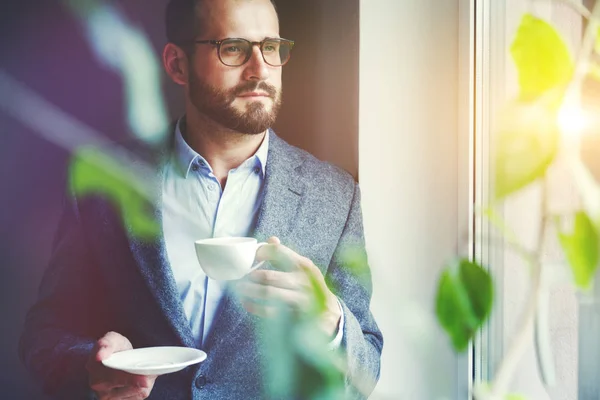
[222,45,243,54]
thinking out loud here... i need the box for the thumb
[267,236,280,245]
[256,236,281,261]
[94,331,132,362]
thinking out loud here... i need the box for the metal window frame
[470,0,508,391]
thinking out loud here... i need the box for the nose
[242,45,270,81]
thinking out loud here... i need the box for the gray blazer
[19,130,383,399]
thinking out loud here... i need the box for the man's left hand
[236,237,342,337]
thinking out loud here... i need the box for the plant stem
[486,178,549,399]
[557,0,592,19]
[479,206,523,248]
[535,284,556,386]
[566,0,600,98]
[464,231,537,266]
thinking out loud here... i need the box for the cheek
[191,58,240,88]
[271,69,283,87]
[212,71,245,93]
[271,75,283,97]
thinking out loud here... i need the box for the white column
[359,0,469,398]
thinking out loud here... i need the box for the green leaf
[69,147,159,241]
[595,26,600,56]
[494,95,560,199]
[511,14,573,100]
[558,211,600,290]
[495,14,570,199]
[436,259,494,352]
[474,384,529,400]
[337,244,370,288]
[259,306,345,400]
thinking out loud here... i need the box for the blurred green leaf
[338,245,367,272]
[69,147,159,241]
[495,14,570,198]
[594,26,600,55]
[436,259,494,352]
[511,14,573,100]
[506,394,528,400]
[64,0,99,16]
[307,272,328,314]
[589,64,600,82]
[494,95,560,199]
[259,305,346,400]
[337,244,371,288]
[294,322,346,400]
[558,211,600,290]
[261,306,298,398]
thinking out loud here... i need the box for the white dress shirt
[161,121,343,349]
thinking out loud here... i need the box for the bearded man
[19,0,383,399]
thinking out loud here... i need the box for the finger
[95,331,132,362]
[90,380,123,395]
[267,236,281,245]
[127,374,157,389]
[256,243,306,272]
[238,281,310,309]
[106,383,152,399]
[245,269,309,290]
[255,237,280,261]
[90,369,135,392]
[241,299,282,318]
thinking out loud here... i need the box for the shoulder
[269,131,357,199]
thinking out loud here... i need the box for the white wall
[359,1,469,398]
[275,0,359,179]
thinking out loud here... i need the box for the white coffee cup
[194,237,267,281]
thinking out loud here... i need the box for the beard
[188,71,282,135]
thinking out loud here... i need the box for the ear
[162,43,189,86]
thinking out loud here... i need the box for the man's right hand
[86,331,157,400]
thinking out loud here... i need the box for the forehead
[198,0,280,40]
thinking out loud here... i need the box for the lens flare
[557,100,589,139]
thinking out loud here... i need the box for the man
[19,0,383,398]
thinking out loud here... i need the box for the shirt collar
[173,118,269,178]
[254,130,269,175]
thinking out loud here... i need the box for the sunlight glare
[557,101,589,139]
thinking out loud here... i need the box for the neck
[181,111,266,186]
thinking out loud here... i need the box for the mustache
[232,81,277,98]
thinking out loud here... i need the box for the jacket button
[195,375,207,389]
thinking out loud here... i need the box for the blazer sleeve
[325,182,384,399]
[19,195,106,399]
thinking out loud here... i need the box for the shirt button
[195,375,207,389]
[207,184,215,191]
[191,164,199,172]
[254,167,261,174]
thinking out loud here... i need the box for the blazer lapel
[253,130,306,242]
[202,284,246,351]
[125,155,196,348]
[204,131,307,353]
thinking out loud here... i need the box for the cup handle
[248,242,268,273]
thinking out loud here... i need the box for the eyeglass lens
[219,39,292,66]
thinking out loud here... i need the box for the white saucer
[102,346,207,376]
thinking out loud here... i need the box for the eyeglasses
[192,37,295,67]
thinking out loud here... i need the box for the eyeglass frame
[190,37,295,67]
